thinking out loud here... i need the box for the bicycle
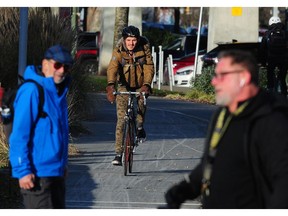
[113,91,146,176]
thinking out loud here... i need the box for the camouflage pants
[114,86,146,154]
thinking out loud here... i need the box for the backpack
[266,26,287,56]
[1,76,47,139]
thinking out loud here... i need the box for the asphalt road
[66,93,217,209]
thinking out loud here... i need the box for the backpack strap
[24,79,47,119]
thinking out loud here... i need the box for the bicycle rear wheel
[122,121,131,176]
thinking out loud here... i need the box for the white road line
[66,200,201,208]
[150,107,210,123]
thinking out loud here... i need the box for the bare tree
[113,7,129,48]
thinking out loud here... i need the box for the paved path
[66,93,217,209]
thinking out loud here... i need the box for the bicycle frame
[113,91,146,176]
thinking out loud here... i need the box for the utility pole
[194,7,203,75]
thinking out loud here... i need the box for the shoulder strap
[24,79,47,118]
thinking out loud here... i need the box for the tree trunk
[113,7,129,48]
[86,7,102,32]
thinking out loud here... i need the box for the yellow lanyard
[202,101,249,196]
[210,101,249,149]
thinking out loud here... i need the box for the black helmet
[122,25,140,39]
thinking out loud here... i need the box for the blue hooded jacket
[9,65,70,179]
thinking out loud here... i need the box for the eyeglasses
[213,69,244,80]
[49,60,71,71]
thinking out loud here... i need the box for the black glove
[165,180,192,209]
[140,84,151,98]
[106,84,116,103]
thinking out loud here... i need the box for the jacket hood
[238,89,288,120]
[23,65,45,84]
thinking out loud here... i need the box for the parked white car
[174,65,195,87]
[174,55,203,87]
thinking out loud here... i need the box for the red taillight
[75,50,97,59]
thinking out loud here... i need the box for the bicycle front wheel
[122,121,131,176]
[128,121,136,173]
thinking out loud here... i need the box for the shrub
[192,66,215,95]
[0,124,8,168]
[185,89,215,104]
[0,8,20,89]
[258,66,267,89]
[84,75,107,93]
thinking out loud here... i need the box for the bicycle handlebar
[113,91,143,96]
[113,91,147,106]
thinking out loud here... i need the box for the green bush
[185,89,215,104]
[0,8,93,136]
[192,66,215,95]
[84,75,107,92]
[0,8,20,89]
[0,8,78,89]
[258,66,268,89]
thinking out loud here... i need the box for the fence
[152,45,204,91]
[151,45,174,91]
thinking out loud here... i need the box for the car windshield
[77,33,99,48]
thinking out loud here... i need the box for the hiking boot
[137,128,146,143]
[112,154,122,166]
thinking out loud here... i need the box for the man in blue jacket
[9,45,73,209]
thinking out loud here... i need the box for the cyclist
[106,25,155,165]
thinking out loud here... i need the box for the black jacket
[186,89,288,208]
[260,22,287,64]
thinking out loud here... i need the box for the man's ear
[242,70,251,85]
[245,72,252,84]
[42,59,49,76]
